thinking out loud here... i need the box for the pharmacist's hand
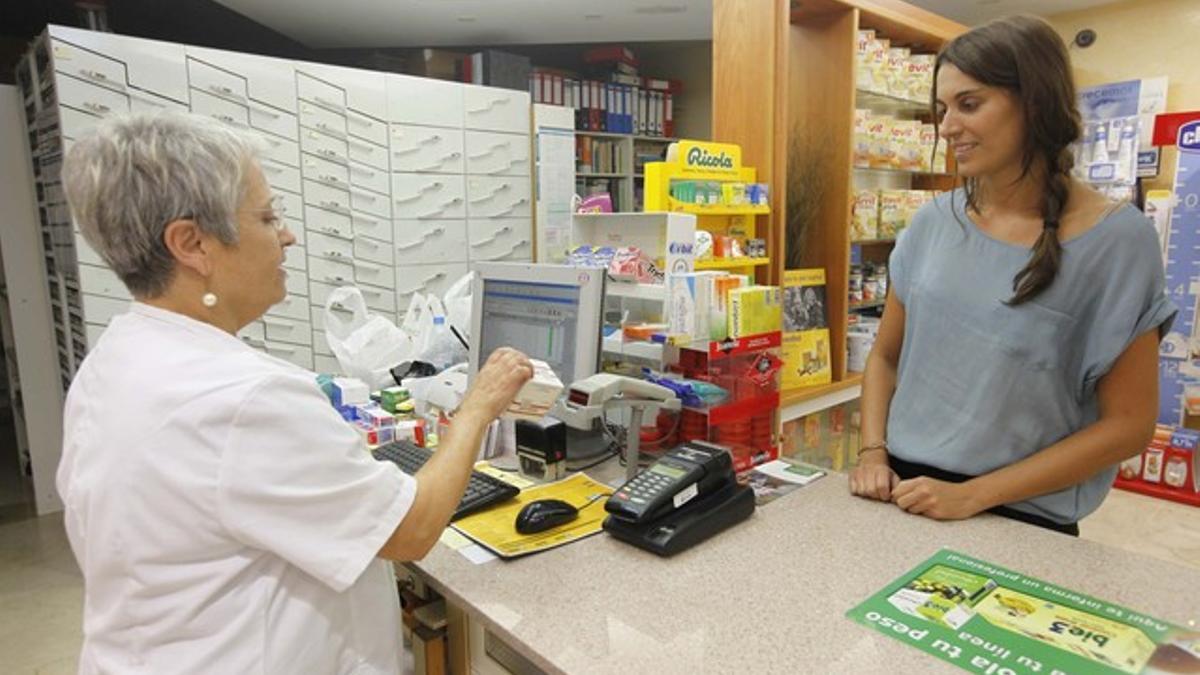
[849,453,899,501]
[891,477,982,521]
[458,348,534,421]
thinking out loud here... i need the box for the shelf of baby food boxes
[694,257,771,271]
[780,373,864,423]
[1113,476,1200,508]
[854,88,931,117]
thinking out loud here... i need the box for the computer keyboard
[372,440,520,521]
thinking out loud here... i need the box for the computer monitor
[469,262,606,388]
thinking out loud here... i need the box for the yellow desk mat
[451,472,612,558]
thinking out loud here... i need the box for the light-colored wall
[1047,0,1200,192]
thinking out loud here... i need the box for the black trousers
[888,455,1081,537]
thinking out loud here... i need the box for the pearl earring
[202,292,218,308]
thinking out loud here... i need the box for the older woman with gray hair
[56,111,533,674]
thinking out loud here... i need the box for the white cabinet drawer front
[303,179,351,215]
[302,153,350,189]
[312,330,334,357]
[348,161,388,195]
[396,263,470,310]
[387,74,464,128]
[86,323,106,346]
[309,280,393,315]
[304,204,354,240]
[262,315,312,347]
[464,87,529,133]
[185,46,297,114]
[391,174,466,219]
[187,58,247,103]
[260,133,300,168]
[466,176,532,218]
[350,186,390,219]
[60,106,107,139]
[250,105,298,141]
[264,341,313,370]
[262,160,302,194]
[390,125,464,174]
[299,99,347,137]
[393,219,468,264]
[81,293,130,325]
[351,212,391,242]
[51,40,125,93]
[354,234,394,265]
[190,87,249,128]
[238,320,265,343]
[468,219,533,262]
[464,131,530,176]
[296,71,346,111]
[347,110,388,147]
[79,263,130,300]
[307,230,355,262]
[58,74,130,118]
[300,128,349,165]
[353,258,392,289]
[75,233,104,267]
[129,90,187,113]
[283,244,307,271]
[283,266,309,297]
[308,256,356,287]
[347,136,389,171]
[314,354,341,373]
[277,190,303,225]
[266,294,309,322]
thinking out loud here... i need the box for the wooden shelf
[668,200,771,216]
[606,282,666,301]
[779,373,864,421]
[849,299,885,311]
[853,166,952,178]
[695,257,771,270]
[855,88,930,117]
[634,135,677,143]
[781,373,863,407]
[576,130,629,139]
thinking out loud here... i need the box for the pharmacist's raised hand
[848,452,899,502]
[891,476,982,521]
[458,348,534,421]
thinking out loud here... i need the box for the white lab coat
[57,303,417,674]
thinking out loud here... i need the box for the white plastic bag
[413,296,467,370]
[324,286,414,388]
[443,271,475,343]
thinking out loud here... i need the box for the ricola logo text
[1180,120,1200,152]
[686,147,734,169]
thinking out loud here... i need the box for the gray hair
[61,111,264,297]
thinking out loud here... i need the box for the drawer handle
[467,97,511,114]
[321,226,352,240]
[318,173,344,186]
[78,69,120,88]
[208,84,244,101]
[330,303,352,314]
[267,344,297,355]
[261,317,293,328]
[316,122,346,140]
[212,113,248,129]
[357,261,382,273]
[320,200,349,214]
[354,214,379,225]
[469,183,512,203]
[322,250,346,259]
[489,239,530,259]
[262,164,283,174]
[346,135,375,151]
[348,114,374,128]
[83,102,112,114]
[361,288,382,298]
[241,336,266,348]
[492,198,529,217]
[417,152,461,172]
[398,272,446,294]
[395,238,424,251]
[470,226,513,247]
[394,181,444,204]
[315,148,346,163]
[350,187,377,201]
[468,142,508,159]
[324,274,351,284]
[249,101,281,119]
[312,95,345,112]
[356,235,383,248]
[417,197,462,218]
[349,164,376,177]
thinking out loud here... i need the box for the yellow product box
[886,47,911,99]
[901,190,931,232]
[919,124,938,172]
[893,120,922,172]
[868,115,893,169]
[855,30,877,92]
[975,588,1157,674]
[867,38,890,95]
[782,330,831,388]
[851,189,879,241]
[728,285,782,338]
[853,109,872,168]
[878,190,906,238]
[905,54,936,102]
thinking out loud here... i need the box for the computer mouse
[515,499,579,535]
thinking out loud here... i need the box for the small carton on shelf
[666,272,720,342]
[728,285,782,339]
[893,120,922,172]
[854,109,872,168]
[855,30,878,92]
[906,54,936,102]
[919,124,938,172]
[710,274,747,341]
[885,47,911,99]
[851,189,879,241]
[868,115,892,169]
[878,190,906,238]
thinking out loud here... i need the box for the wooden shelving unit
[575,131,677,211]
[713,0,965,413]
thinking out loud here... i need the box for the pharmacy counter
[405,474,1200,674]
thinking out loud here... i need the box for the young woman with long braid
[847,16,1176,535]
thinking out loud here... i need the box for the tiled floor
[0,488,1196,673]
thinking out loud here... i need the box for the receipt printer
[515,416,567,481]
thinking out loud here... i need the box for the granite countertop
[411,472,1200,674]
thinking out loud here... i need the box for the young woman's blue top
[887,189,1177,524]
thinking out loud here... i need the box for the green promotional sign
[846,550,1200,674]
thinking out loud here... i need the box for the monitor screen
[470,263,604,388]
